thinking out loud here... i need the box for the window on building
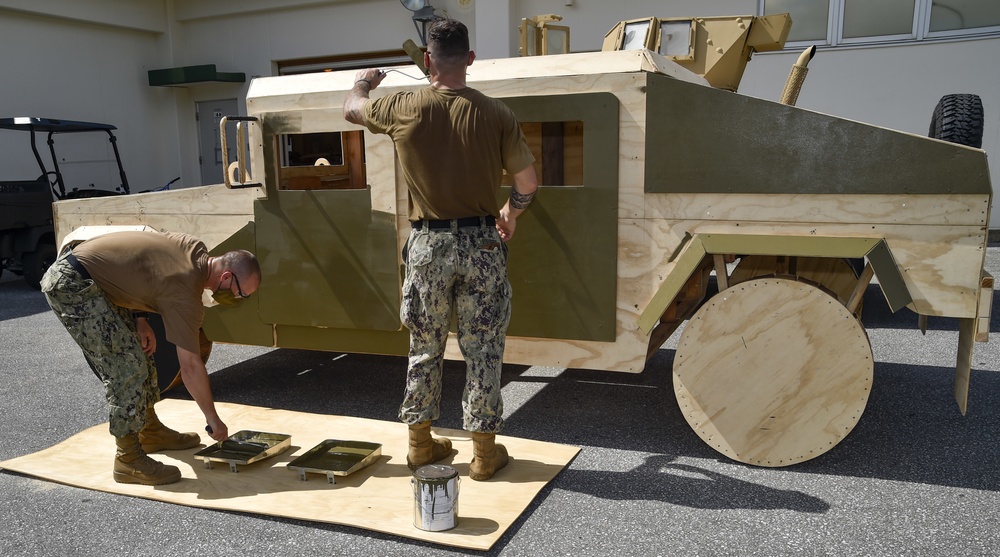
[842,0,915,40]
[765,0,830,42]
[761,0,1000,46]
[929,0,1000,33]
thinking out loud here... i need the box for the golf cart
[0,117,130,288]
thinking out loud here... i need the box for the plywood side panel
[645,192,991,227]
[53,184,256,216]
[365,133,397,216]
[644,220,985,318]
[446,328,650,373]
[54,214,254,251]
[52,185,257,249]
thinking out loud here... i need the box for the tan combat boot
[469,432,509,481]
[139,405,200,453]
[406,421,453,470]
[113,433,182,485]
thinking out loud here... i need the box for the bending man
[41,230,260,485]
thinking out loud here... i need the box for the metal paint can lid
[413,464,458,482]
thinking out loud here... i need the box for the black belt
[65,252,91,280]
[412,215,495,230]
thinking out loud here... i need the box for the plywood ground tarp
[0,399,579,551]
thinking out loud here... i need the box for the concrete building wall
[1,0,996,227]
[0,1,179,192]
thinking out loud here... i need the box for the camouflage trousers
[40,253,158,438]
[399,222,512,433]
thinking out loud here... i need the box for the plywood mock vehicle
[53,15,993,467]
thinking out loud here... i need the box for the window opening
[273,50,411,191]
[277,131,366,190]
[501,121,584,188]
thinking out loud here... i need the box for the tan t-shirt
[71,231,209,354]
[363,86,535,221]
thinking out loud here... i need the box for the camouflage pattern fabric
[41,254,158,438]
[399,224,511,433]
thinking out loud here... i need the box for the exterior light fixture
[401,0,440,46]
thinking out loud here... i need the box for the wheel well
[639,234,913,339]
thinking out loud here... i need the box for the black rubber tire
[928,93,984,148]
[23,241,57,289]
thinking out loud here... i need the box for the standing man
[344,19,538,481]
[41,230,261,485]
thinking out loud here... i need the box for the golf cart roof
[0,117,117,133]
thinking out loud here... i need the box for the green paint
[865,240,912,312]
[147,64,244,87]
[203,222,273,346]
[211,93,623,349]
[644,74,992,195]
[501,93,620,341]
[255,190,401,330]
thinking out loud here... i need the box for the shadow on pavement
[166,329,1000,505]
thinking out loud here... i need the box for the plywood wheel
[673,278,872,467]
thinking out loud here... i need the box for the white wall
[0,3,182,193]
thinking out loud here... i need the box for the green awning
[148,64,245,87]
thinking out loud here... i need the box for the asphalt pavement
[1,243,998,557]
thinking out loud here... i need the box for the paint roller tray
[194,430,291,472]
[286,440,382,483]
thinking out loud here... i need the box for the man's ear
[468,51,476,66]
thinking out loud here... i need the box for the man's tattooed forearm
[345,105,364,123]
[510,188,535,210]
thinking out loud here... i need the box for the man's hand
[355,68,386,89]
[177,346,228,442]
[205,418,228,443]
[497,165,538,242]
[136,317,156,356]
[496,210,516,242]
[344,68,386,125]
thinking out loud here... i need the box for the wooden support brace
[846,263,875,316]
[976,271,993,342]
[955,318,975,415]
[713,253,729,292]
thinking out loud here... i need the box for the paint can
[411,464,460,531]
